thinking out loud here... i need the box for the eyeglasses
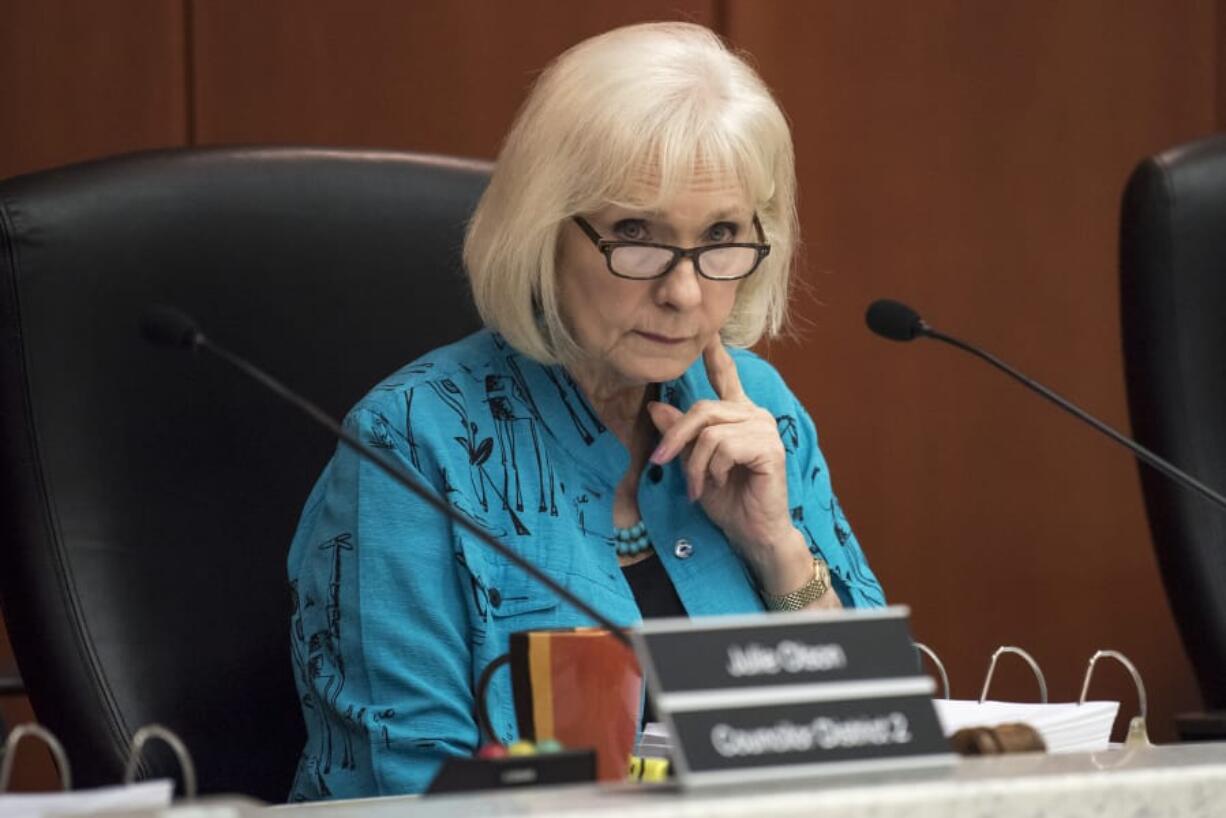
[571,214,771,281]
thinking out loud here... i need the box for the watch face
[813,559,830,599]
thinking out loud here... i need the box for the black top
[622,551,686,726]
[621,551,687,619]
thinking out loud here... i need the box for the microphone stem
[196,336,634,648]
[924,328,1226,514]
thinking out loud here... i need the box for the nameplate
[639,608,918,690]
[632,607,953,787]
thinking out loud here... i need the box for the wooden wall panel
[1219,0,1226,128]
[192,0,715,158]
[728,0,1217,740]
[0,0,187,179]
[0,690,57,790]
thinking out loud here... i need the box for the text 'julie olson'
[725,640,848,677]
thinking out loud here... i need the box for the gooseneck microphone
[140,305,632,647]
[865,298,1226,514]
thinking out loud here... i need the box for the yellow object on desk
[627,756,670,782]
[506,741,537,757]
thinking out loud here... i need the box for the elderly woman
[287,22,883,800]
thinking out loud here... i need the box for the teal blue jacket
[287,329,883,800]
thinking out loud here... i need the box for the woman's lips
[635,330,689,345]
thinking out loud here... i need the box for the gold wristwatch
[764,557,830,611]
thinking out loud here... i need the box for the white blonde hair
[463,22,798,364]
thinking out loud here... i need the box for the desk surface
[270,742,1226,818]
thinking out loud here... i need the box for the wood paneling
[0,685,59,791]
[729,0,1216,740]
[0,0,187,179]
[191,0,715,158]
[2,610,58,789]
[1219,0,1226,128]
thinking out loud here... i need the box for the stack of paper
[0,779,172,818]
[933,699,1120,753]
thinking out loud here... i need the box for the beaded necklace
[613,520,651,556]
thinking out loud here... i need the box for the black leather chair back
[0,147,489,800]
[1120,133,1226,710]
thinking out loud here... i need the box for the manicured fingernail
[650,444,668,464]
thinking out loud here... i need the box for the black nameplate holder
[632,605,953,787]
[427,749,596,794]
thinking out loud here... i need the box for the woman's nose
[655,256,703,309]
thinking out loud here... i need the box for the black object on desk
[1176,711,1226,742]
[427,749,596,793]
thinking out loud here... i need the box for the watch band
[764,557,830,611]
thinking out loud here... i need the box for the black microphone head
[140,305,204,350]
[866,299,926,342]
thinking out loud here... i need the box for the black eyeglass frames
[571,214,771,281]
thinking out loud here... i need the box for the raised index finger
[704,336,748,403]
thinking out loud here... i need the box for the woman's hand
[647,337,828,601]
